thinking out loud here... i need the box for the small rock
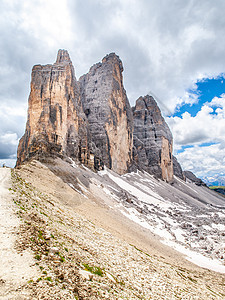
[49,247,59,254]
[105,272,116,283]
[45,230,51,240]
[78,269,93,281]
[101,284,111,291]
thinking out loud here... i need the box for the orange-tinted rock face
[16,50,89,166]
[17,50,174,180]
[132,95,173,182]
[17,51,133,174]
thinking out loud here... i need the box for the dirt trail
[0,168,39,299]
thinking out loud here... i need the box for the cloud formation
[1,0,225,177]
[176,144,225,178]
[167,94,225,149]
[167,94,225,177]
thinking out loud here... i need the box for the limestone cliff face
[17,51,133,174]
[79,53,133,174]
[132,95,173,182]
[183,171,206,186]
[17,50,175,180]
[173,156,184,180]
[17,50,89,166]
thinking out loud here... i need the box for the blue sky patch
[176,145,194,154]
[174,75,225,118]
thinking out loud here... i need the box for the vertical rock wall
[16,50,89,166]
[79,53,133,174]
[17,49,175,181]
[173,156,184,180]
[133,95,173,182]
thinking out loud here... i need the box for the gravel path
[0,168,39,299]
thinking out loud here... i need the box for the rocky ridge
[184,170,207,186]
[17,49,182,181]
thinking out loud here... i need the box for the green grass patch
[37,277,42,282]
[27,279,33,283]
[38,230,44,240]
[35,254,41,260]
[209,186,225,189]
[45,277,53,282]
[83,263,104,277]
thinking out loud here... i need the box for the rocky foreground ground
[0,163,225,299]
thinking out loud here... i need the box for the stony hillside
[9,49,225,299]
[1,161,225,299]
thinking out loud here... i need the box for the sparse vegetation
[209,186,225,189]
[4,165,224,299]
[83,263,104,276]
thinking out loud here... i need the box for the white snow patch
[78,184,89,195]
[202,225,212,231]
[99,168,171,209]
[175,176,199,194]
[68,183,88,198]
[131,181,163,200]
[120,208,174,240]
[162,240,225,273]
[68,157,78,168]
[171,228,186,243]
[161,215,177,226]
[82,165,91,171]
[196,214,209,218]
[212,223,225,231]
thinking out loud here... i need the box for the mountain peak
[102,52,123,72]
[55,49,71,64]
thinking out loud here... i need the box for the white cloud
[176,144,225,178]
[0,132,19,159]
[167,94,225,177]
[2,0,225,110]
[1,0,225,180]
[0,159,16,168]
[167,94,225,150]
[1,133,18,146]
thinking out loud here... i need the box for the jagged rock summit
[79,52,133,174]
[17,49,89,168]
[17,49,178,181]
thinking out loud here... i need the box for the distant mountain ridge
[201,173,225,187]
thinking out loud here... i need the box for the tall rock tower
[79,53,133,174]
[17,50,174,180]
[16,50,89,166]
[16,50,133,174]
[132,95,173,182]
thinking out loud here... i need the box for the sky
[0,0,225,183]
